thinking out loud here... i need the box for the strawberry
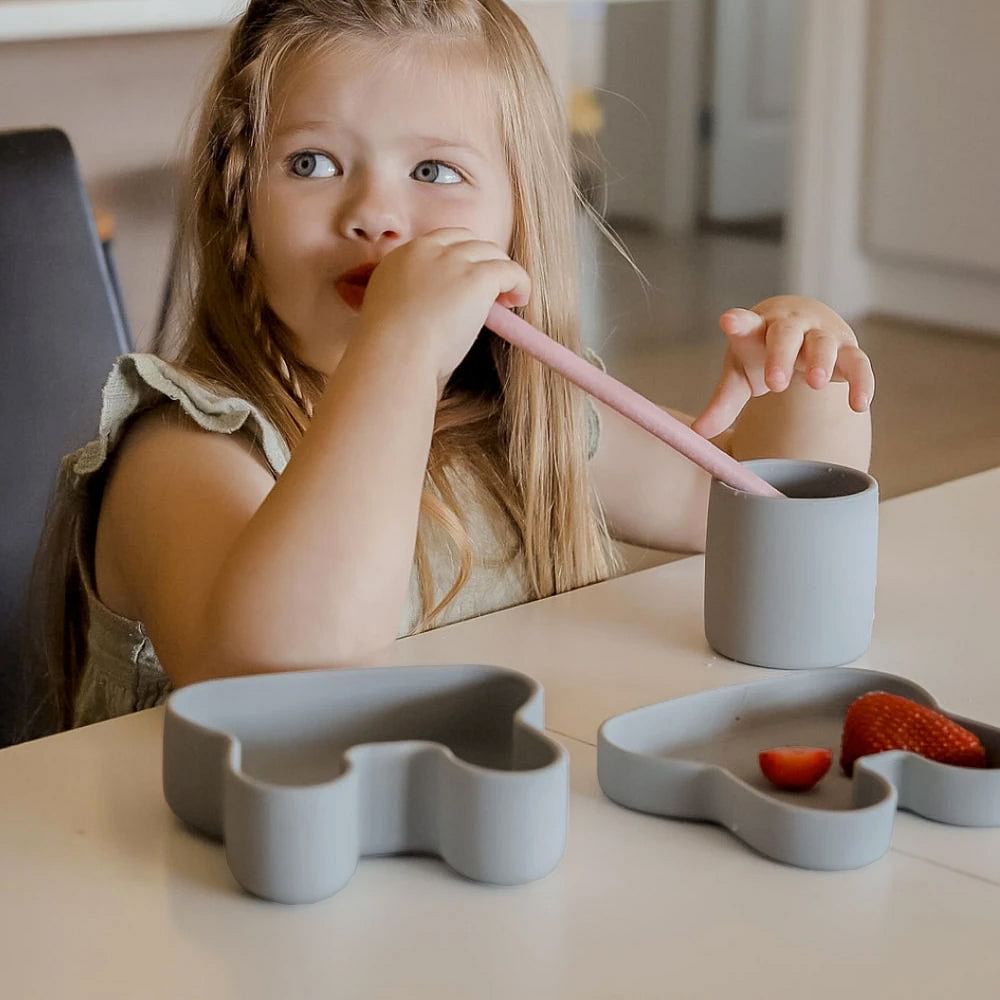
[758,746,833,791]
[840,691,988,776]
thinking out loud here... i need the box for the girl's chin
[300,342,349,378]
[291,322,354,377]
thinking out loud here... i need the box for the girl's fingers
[449,239,513,263]
[488,258,532,308]
[425,227,479,245]
[429,237,530,303]
[692,357,752,440]
[720,312,769,396]
[834,345,876,411]
[802,330,840,389]
[425,230,513,264]
[495,290,528,308]
[716,304,875,415]
[719,308,765,339]
[763,319,805,392]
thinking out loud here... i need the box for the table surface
[2,468,998,999]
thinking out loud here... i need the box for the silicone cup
[704,458,879,669]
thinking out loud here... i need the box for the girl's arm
[589,401,713,553]
[95,230,531,686]
[97,331,440,687]
[590,295,873,553]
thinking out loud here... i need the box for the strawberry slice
[758,746,833,791]
[840,691,987,776]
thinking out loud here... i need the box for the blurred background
[2,0,998,569]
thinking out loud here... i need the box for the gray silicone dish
[163,664,568,904]
[597,667,1000,870]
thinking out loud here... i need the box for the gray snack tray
[163,664,568,903]
[598,667,1000,870]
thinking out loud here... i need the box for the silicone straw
[485,304,783,498]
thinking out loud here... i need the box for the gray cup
[704,459,879,669]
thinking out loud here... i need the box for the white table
[2,469,999,999]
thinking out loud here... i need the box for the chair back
[0,127,129,746]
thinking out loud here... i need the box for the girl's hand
[360,227,531,388]
[691,295,876,440]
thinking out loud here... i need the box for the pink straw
[485,303,783,499]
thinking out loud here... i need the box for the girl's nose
[338,177,405,248]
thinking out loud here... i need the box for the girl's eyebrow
[275,120,333,139]
[407,135,486,160]
[407,135,483,156]
[275,122,485,159]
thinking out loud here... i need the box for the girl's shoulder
[65,353,290,490]
[85,354,284,624]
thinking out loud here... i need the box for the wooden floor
[579,223,1000,570]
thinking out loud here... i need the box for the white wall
[0,31,224,182]
[0,1,242,40]
[788,0,1000,334]
[600,0,704,232]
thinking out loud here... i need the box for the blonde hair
[176,0,619,626]
[37,0,622,730]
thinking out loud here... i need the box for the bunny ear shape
[598,666,1000,872]
[163,664,568,903]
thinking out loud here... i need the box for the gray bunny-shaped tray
[164,664,567,903]
[598,667,999,870]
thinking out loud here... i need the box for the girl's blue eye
[412,161,462,185]
[289,152,338,179]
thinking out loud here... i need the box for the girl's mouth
[335,262,378,312]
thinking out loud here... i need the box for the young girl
[40,0,873,731]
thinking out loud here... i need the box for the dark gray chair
[0,127,130,746]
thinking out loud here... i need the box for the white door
[707,0,799,222]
